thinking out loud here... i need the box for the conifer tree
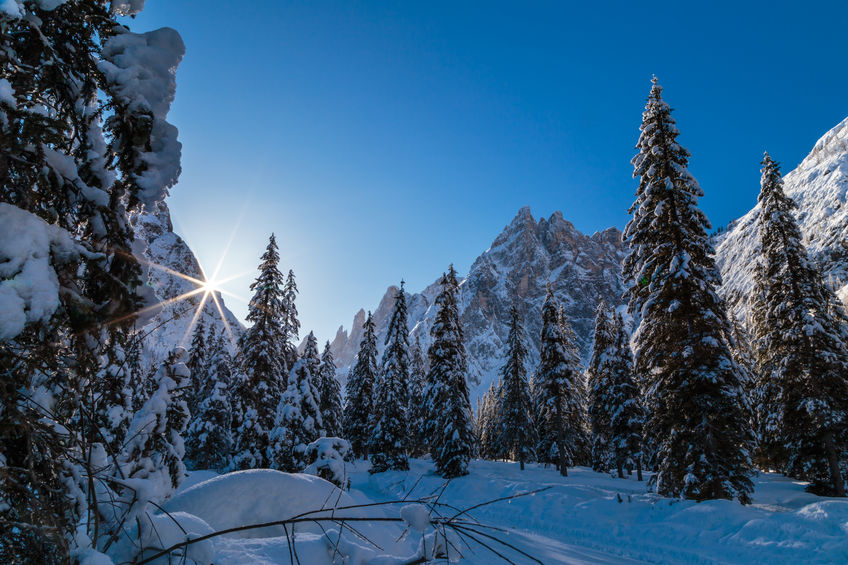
[607,313,644,480]
[343,311,378,459]
[231,234,287,469]
[369,283,411,472]
[496,305,537,469]
[622,78,753,502]
[318,341,344,438]
[424,265,475,478]
[751,152,848,496]
[269,359,324,472]
[476,382,500,460]
[186,318,209,416]
[282,269,301,372]
[302,331,321,381]
[185,331,234,472]
[536,287,590,475]
[587,301,616,472]
[407,335,428,457]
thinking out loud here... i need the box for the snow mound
[163,470,355,539]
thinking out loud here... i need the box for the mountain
[131,200,243,370]
[716,116,848,319]
[332,207,628,402]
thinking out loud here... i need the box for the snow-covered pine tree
[1,2,183,559]
[302,331,321,382]
[496,305,537,469]
[607,313,644,480]
[282,269,301,373]
[369,283,411,473]
[622,78,753,502]
[751,152,848,496]
[186,318,209,416]
[185,330,234,472]
[407,335,428,457]
[318,341,344,438]
[343,311,378,459]
[268,359,324,472]
[536,286,589,475]
[231,234,287,470]
[424,265,475,478]
[587,301,616,473]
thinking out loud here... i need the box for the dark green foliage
[343,312,378,459]
[369,283,411,473]
[752,153,848,496]
[318,341,343,438]
[496,305,537,469]
[623,78,752,502]
[407,335,428,457]
[607,313,644,480]
[424,266,475,478]
[587,302,616,472]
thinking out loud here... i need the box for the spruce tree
[497,305,537,469]
[607,313,644,480]
[186,318,209,416]
[269,359,324,472]
[282,269,301,372]
[231,234,287,469]
[407,335,428,457]
[185,331,234,472]
[369,283,411,473]
[587,301,616,473]
[302,331,321,382]
[622,78,753,502]
[536,287,590,475]
[752,152,848,496]
[343,311,378,459]
[424,265,475,478]
[318,341,344,438]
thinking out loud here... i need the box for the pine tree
[185,331,234,472]
[343,311,378,459]
[622,78,753,502]
[369,283,411,473]
[587,301,616,473]
[282,269,301,372]
[424,265,475,478]
[536,287,590,475]
[231,234,287,470]
[496,305,537,469]
[751,152,848,496]
[607,313,644,480]
[186,318,209,416]
[407,335,428,457]
[318,341,344,438]
[302,331,321,383]
[269,359,323,472]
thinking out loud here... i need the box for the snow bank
[0,204,94,341]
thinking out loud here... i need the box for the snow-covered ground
[159,459,848,564]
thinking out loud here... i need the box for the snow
[99,27,184,208]
[0,203,95,341]
[0,0,22,18]
[0,78,15,107]
[111,0,146,17]
[153,458,848,564]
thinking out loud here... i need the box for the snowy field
[157,459,848,564]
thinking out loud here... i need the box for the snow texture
[0,203,95,341]
[99,27,184,209]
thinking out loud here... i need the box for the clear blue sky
[124,1,848,343]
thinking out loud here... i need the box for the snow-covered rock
[131,201,243,371]
[332,207,627,402]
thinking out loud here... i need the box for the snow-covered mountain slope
[333,207,627,402]
[716,116,848,320]
[132,200,243,370]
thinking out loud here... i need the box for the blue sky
[124,1,848,343]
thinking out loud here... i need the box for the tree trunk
[617,463,624,479]
[557,407,567,477]
[520,459,525,471]
[823,432,846,497]
[637,457,643,482]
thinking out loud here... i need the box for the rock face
[132,201,243,370]
[332,207,628,402]
[716,116,848,320]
